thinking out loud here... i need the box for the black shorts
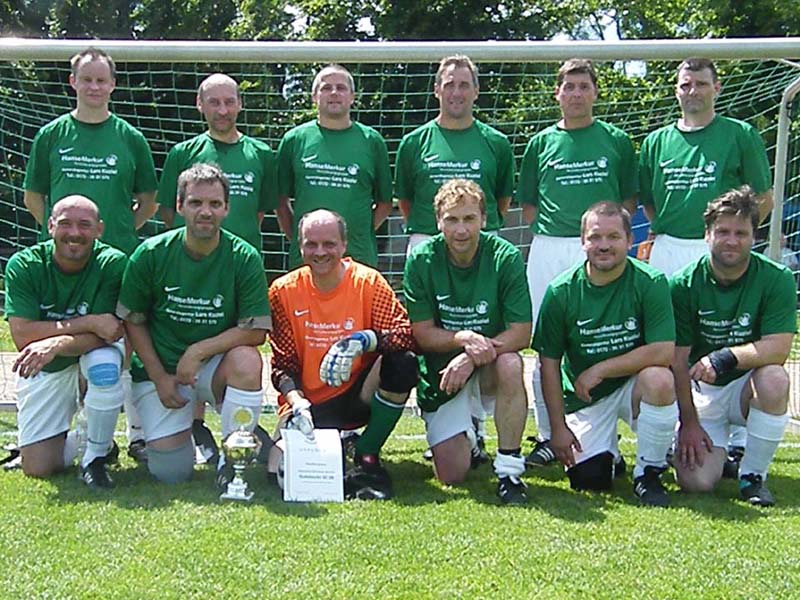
[311,365,372,430]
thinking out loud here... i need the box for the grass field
[1,412,800,599]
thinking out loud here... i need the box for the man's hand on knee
[439,353,475,395]
[13,337,65,378]
[455,330,501,366]
[176,345,204,386]
[678,421,714,470]
[320,330,377,387]
[153,373,188,409]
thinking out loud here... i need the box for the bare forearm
[541,357,567,431]
[397,199,411,220]
[10,315,108,349]
[622,197,637,217]
[373,202,393,230]
[642,204,656,223]
[23,191,45,225]
[729,334,792,370]
[497,196,511,218]
[492,322,532,354]
[133,192,158,229]
[276,197,294,239]
[521,204,537,226]
[593,341,674,379]
[160,206,176,228]
[186,326,266,363]
[124,321,169,381]
[757,189,774,224]
[673,346,699,423]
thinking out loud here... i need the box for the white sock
[728,424,747,448]
[532,365,550,440]
[740,408,789,480]
[493,451,525,480]
[220,387,263,438]
[634,402,679,478]
[82,405,120,467]
[63,430,79,466]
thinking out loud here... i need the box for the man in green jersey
[5,196,127,489]
[671,187,795,507]
[118,164,271,486]
[534,202,678,506]
[640,58,773,277]
[396,55,515,456]
[157,73,277,464]
[404,179,531,505]
[159,73,277,251]
[276,64,392,269]
[517,58,638,468]
[23,46,158,463]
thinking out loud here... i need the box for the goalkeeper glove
[319,330,378,387]
[288,396,315,440]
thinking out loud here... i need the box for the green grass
[2,413,800,599]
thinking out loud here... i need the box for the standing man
[22,46,158,463]
[269,209,418,500]
[117,164,270,486]
[517,58,638,467]
[534,202,678,506]
[671,187,795,506]
[158,73,277,252]
[157,73,277,461]
[640,57,773,277]
[276,64,392,269]
[395,54,514,254]
[404,179,531,505]
[5,196,127,489]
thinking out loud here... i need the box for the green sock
[355,392,404,456]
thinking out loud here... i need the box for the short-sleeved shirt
[404,232,532,412]
[117,228,270,382]
[158,133,277,250]
[639,116,771,239]
[277,120,392,268]
[533,258,675,414]
[516,120,638,237]
[395,119,515,235]
[269,259,415,406]
[24,113,158,255]
[670,252,797,386]
[4,240,127,373]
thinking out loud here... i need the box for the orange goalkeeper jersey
[269,259,414,405]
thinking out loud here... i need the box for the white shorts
[648,234,707,276]
[526,235,584,325]
[422,374,478,447]
[692,372,752,448]
[566,376,637,464]
[132,354,223,442]
[17,364,80,447]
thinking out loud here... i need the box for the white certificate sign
[282,428,344,503]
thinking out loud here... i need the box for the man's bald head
[298,209,348,244]
[198,73,240,101]
[51,195,100,222]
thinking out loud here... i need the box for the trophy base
[220,480,254,502]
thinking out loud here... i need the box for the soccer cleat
[722,445,745,480]
[340,431,361,460]
[471,435,490,469]
[739,473,775,507]
[525,437,556,467]
[192,419,219,466]
[422,448,434,461]
[215,458,235,492]
[344,453,392,500]
[633,466,669,507]
[127,439,148,464]
[105,440,120,466]
[496,476,528,505]
[1,444,21,471]
[614,454,627,479]
[81,457,114,490]
[253,424,274,465]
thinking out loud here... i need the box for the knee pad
[147,441,194,484]
[379,351,418,394]
[567,451,614,492]
[81,345,122,386]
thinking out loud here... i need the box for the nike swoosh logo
[547,158,563,167]
[39,303,55,310]
[301,154,318,163]
[698,309,715,316]
[164,286,180,293]
[436,294,450,301]
[659,158,675,168]
[58,147,73,155]
[577,318,593,326]
[423,154,439,163]
[294,309,310,317]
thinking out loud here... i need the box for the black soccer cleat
[253,424,274,465]
[739,473,775,507]
[614,454,627,479]
[496,476,528,505]
[633,466,669,507]
[215,458,235,492]
[192,419,219,466]
[345,453,392,500]
[1,444,21,471]
[105,440,120,466]
[127,439,148,464]
[722,445,745,480]
[81,457,114,490]
[471,435,490,469]
[525,437,556,467]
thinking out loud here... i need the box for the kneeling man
[117,163,270,486]
[5,196,127,488]
[404,179,531,504]
[672,186,796,506]
[269,209,417,500]
[534,201,678,506]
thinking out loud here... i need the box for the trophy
[219,406,259,502]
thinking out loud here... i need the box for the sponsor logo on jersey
[435,294,450,301]
[105,154,118,167]
[576,318,593,326]
[164,285,181,293]
[301,154,318,163]
[343,318,355,330]
[475,300,489,315]
[469,159,481,171]
[58,147,74,155]
[212,295,224,309]
[738,312,751,327]
[423,154,440,163]
[77,301,89,316]
[294,309,310,317]
[704,161,717,174]
[698,309,715,316]
[547,158,564,168]
[244,171,255,184]
[596,156,608,169]
[39,303,56,310]
[624,317,637,331]
[347,164,359,176]
[659,158,675,168]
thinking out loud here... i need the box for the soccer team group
[3,47,795,508]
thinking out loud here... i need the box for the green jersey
[639,116,771,239]
[404,232,532,411]
[670,252,796,386]
[117,229,270,382]
[277,120,392,268]
[517,120,637,237]
[24,113,158,255]
[4,240,127,373]
[395,120,515,235]
[534,258,675,414]
[158,133,277,251]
